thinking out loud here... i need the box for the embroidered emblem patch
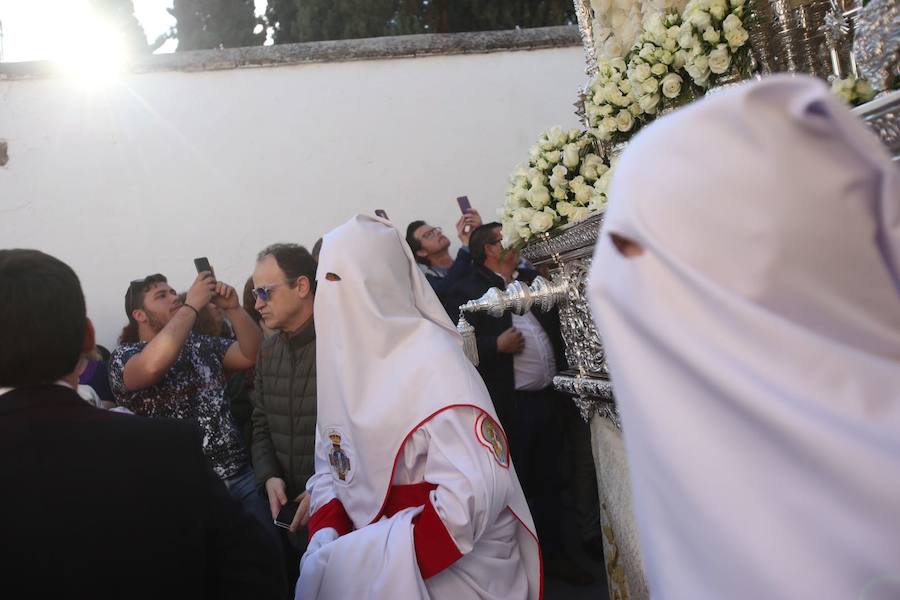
[326,428,353,483]
[475,413,509,468]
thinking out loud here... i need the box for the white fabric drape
[587,75,900,599]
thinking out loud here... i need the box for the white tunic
[298,406,532,600]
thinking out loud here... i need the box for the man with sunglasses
[405,209,482,298]
[249,243,319,589]
[108,271,276,547]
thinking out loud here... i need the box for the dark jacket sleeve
[427,247,472,297]
[250,360,281,488]
[200,437,285,599]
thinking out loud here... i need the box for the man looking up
[108,270,274,541]
[250,244,319,585]
[406,209,482,297]
[0,249,282,599]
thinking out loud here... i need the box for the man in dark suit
[443,223,594,585]
[0,249,284,600]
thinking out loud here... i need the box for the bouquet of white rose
[675,0,751,87]
[626,12,695,116]
[499,127,612,249]
[584,58,643,144]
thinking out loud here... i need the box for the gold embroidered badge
[475,413,509,468]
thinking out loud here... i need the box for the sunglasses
[251,282,285,302]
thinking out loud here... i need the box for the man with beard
[109,272,276,546]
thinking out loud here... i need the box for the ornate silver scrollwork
[854,89,900,160]
[457,275,568,318]
[852,0,899,93]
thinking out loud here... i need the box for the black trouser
[560,398,602,544]
[507,387,565,556]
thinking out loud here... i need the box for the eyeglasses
[251,283,285,302]
[421,226,442,240]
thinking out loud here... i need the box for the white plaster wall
[0,47,584,348]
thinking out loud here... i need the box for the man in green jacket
[250,243,318,585]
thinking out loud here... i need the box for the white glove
[300,527,339,573]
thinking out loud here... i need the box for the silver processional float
[457,0,898,597]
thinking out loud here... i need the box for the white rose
[598,103,614,116]
[527,185,551,209]
[689,10,712,30]
[708,44,732,74]
[632,62,652,82]
[639,43,657,61]
[663,36,677,51]
[529,211,555,234]
[729,0,744,7]
[628,101,643,116]
[601,116,619,134]
[551,164,568,179]
[673,49,688,70]
[660,72,683,98]
[544,150,561,163]
[651,62,668,76]
[617,79,632,94]
[549,126,569,147]
[702,27,720,44]
[573,181,594,205]
[638,92,661,114]
[643,77,660,95]
[556,201,575,217]
[722,13,741,32]
[588,192,608,212]
[709,0,727,20]
[536,158,549,170]
[568,128,582,141]
[659,50,674,65]
[517,226,533,241]
[615,109,635,132]
[551,187,568,201]
[562,143,581,168]
[610,57,627,72]
[686,55,710,85]
[579,154,604,180]
[724,26,748,49]
[512,207,536,225]
[678,29,695,49]
[528,145,541,160]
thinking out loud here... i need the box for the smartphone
[274,501,300,530]
[193,257,212,274]
[456,196,472,214]
[375,209,389,219]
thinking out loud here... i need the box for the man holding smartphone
[108,268,275,547]
[405,201,482,298]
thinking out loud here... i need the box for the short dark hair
[469,222,502,265]
[257,243,317,294]
[406,220,428,265]
[120,274,168,344]
[0,249,87,387]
